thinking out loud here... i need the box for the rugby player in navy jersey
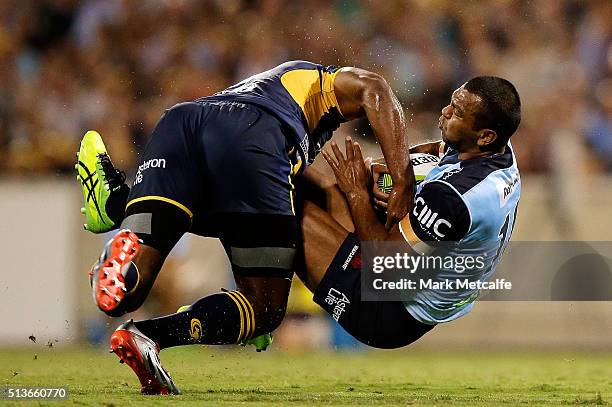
[76,61,416,394]
[298,76,521,349]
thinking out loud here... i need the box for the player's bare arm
[333,68,415,230]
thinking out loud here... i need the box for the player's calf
[133,290,258,348]
[90,200,189,317]
[123,281,288,352]
[233,277,290,337]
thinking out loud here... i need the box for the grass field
[1,346,611,406]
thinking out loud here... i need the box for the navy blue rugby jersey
[200,60,347,167]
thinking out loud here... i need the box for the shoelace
[98,153,126,190]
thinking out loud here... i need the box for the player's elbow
[357,72,392,111]
[358,71,388,90]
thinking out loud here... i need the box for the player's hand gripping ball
[373,153,440,211]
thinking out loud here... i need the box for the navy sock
[133,291,255,349]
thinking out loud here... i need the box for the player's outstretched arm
[334,68,415,230]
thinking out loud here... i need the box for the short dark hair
[464,76,521,149]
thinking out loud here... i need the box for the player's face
[438,86,481,151]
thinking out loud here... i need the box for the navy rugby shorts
[126,101,299,236]
[313,233,436,349]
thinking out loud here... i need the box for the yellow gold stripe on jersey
[224,292,245,343]
[232,291,256,340]
[399,216,435,255]
[280,69,342,133]
[291,157,303,176]
[126,196,193,218]
[287,156,300,215]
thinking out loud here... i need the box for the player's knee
[121,200,190,257]
[220,213,296,335]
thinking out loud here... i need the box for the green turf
[1,347,611,406]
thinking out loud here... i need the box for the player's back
[402,143,521,324]
[200,61,346,165]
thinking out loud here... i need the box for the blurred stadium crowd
[0,0,610,175]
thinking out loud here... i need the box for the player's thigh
[323,185,354,233]
[202,104,299,282]
[300,201,351,290]
[201,103,297,216]
[295,167,354,233]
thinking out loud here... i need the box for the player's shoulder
[436,145,516,196]
[234,61,323,83]
[411,178,471,242]
[273,60,334,74]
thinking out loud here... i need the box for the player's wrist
[389,170,409,187]
[346,188,370,204]
[390,179,409,192]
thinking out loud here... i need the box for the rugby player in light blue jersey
[299,76,521,349]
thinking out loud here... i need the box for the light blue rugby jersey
[399,142,521,324]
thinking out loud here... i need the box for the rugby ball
[377,153,440,194]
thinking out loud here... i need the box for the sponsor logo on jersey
[497,174,520,207]
[190,318,202,341]
[341,245,359,270]
[441,167,462,180]
[324,288,350,322]
[133,158,166,186]
[413,196,452,239]
[410,155,440,166]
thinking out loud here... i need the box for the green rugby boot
[176,305,191,313]
[75,131,128,233]
[242,333,273,352]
